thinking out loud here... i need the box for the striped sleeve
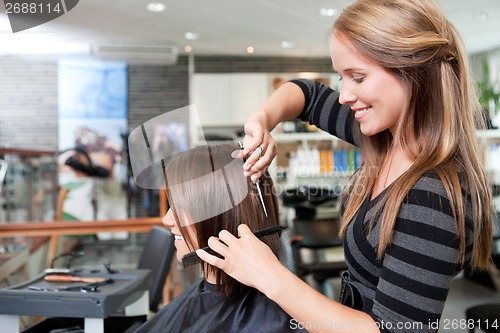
[289,79,358,146]
[370,176,465,332]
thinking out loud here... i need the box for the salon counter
[0,268,150,333]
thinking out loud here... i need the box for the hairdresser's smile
[352,107,371,120]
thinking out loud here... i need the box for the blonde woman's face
[329,34,409,136]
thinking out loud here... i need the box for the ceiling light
[247,46,255,54]
[184,45,192,53]
[184,32,199,40]
[146,2,166,13]
[320,8,338,17]
[281,41,294,49]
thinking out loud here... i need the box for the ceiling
[1,0,500,59]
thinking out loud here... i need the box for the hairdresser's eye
[352,75,364,83]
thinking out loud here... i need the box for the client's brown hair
[165,143,281,296]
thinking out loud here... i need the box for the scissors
[238,141,268,217]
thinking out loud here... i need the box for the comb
[181,225,285,268]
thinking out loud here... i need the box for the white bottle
[311,145,320,176]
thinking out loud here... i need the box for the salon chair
[464,215,500,333]
[291,215,347,292]
[136,225,175,313]
[465,303,500,333]
[282,186,347,298]
[464,253,500,333]
[93,225,176,314]
[97,225,175,325]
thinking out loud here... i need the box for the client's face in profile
[162,209,195,262]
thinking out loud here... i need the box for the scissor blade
[238,141,268,217]
[255,180,268,217]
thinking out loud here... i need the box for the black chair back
[137,226,175,313]
[294,218,342,249]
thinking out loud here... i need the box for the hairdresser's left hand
[196,224,282,295]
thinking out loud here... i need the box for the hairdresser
[196,0,493,332]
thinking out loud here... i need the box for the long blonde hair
[337,0,492,269]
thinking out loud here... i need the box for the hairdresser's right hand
[242,114,277,182]
[196,224,283,296]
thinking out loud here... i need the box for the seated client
[134,143,305,333]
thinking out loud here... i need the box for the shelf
[270,131,357,189]
[274,129,500,141]
[272,131,335,143]
[272,130,500,190]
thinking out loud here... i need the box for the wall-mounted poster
[58,59,128,239]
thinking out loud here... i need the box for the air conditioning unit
[91,44,178,65]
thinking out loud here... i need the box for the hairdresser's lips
[352,106,371,120]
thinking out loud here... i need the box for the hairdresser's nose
[339,86,357,105]
[162,209,175,229]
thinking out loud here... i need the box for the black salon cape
[133,278,306,333]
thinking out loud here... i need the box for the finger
[242,123,263,155]
[263,138,277,158]
[242,136,260,157]
[249,146,263,159]
[243,147,262,170]
[241,138,260,170]
[253,136,276,161]
[245,169,264,182]
[218,229,239,247]
[247,143,277,181]
[250,146,274,171]
[244,157,269,181]
[236,149,246,160]
[205,236,229,257]
[237,224,253,238]
[196,248,226,269]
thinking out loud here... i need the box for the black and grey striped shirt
[292,79,473,333]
